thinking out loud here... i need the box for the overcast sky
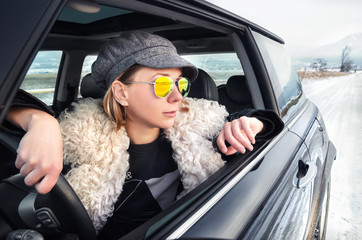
[207,0,362,51]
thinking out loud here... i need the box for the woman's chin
[159,119,175,129]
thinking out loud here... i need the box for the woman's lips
[163,111,177,117]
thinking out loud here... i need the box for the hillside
[292,32,362,69]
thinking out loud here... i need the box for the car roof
[42,1,284,53]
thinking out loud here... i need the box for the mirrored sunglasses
[125,76,191,98]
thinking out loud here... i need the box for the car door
[238,103,318,240]
[165,130,311,239]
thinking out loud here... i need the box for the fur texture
[59,97,228,231]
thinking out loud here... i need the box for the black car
[0,0,336,239]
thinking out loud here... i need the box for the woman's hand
[8,107,63,194]
[217,116,264,156]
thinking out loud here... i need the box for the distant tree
[299,66,308,81]
[340,46,354,72]
[310,58,328,72]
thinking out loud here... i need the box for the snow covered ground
[302,72,362,239]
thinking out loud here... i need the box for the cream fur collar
[59,97,228,231]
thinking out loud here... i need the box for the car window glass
[182,53,244,86]
[21,51,62,105]
[252,31,305,122]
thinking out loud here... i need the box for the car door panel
[239,103,319,239]
[176,129,309,239]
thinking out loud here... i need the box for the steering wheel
[0,174,97,240]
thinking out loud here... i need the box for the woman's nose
[167,84,183,102]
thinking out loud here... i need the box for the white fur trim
[166,98,228,194]
[59,97,228,231]
[59,98,130,231]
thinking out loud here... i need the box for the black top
[98,132,183,239]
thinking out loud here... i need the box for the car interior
[0,2,267,239]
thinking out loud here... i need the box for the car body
[0,0,336,239]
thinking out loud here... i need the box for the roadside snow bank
[302,73,362,240]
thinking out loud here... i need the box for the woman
[8,31,283,238]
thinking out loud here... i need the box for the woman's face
[123,67,184,130]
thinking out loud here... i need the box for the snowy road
[302,73,362,240]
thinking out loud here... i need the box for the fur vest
[58,97,229,231]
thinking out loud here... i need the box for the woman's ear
[112,81,129,106]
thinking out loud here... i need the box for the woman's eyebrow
[153,72,182,78]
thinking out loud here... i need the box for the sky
[207,0,362,53]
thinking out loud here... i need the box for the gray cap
[91,31,199,90]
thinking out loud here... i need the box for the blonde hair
[103,87,126,130]
[103,64,189,130]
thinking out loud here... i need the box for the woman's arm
[216,109,284,156]
[216,116,263,155]
[7,107,63,194]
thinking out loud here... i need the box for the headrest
[80,74,106,99]
[188,69,218,101]
[225,75,251,104]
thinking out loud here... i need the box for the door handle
[293,160,317,189]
